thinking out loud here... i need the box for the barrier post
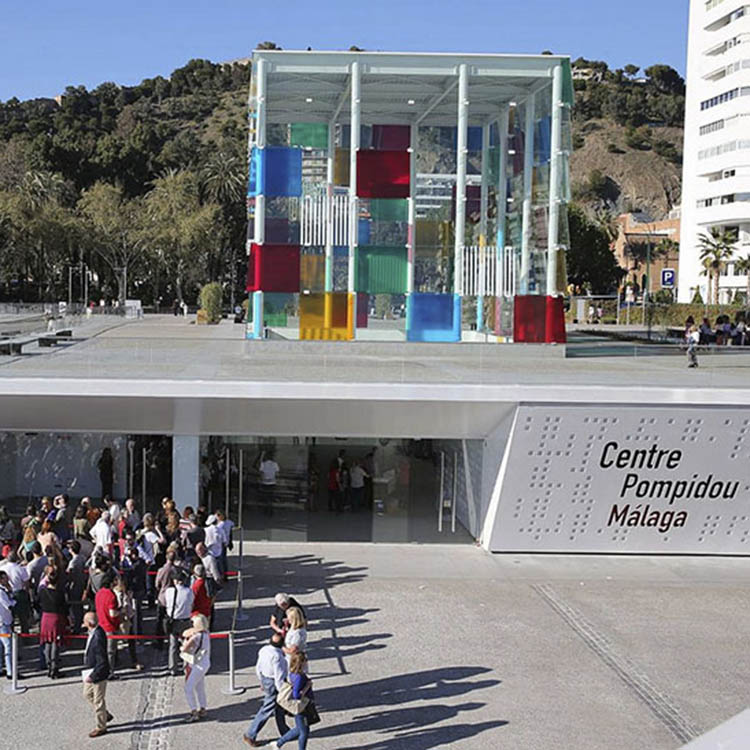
[221,632,245,696]
[4,632,27,695]
[235,570,249,623]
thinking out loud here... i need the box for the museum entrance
[202,436,475,544]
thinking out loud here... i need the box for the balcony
[696,199,750,225]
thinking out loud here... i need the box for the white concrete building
[679,0,750,302]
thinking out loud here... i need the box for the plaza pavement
[4,542,750,749]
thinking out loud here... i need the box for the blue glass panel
[247,147,303,197]
[406,293,461,342]
[358,218,372,246]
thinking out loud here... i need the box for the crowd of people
[0,496,318,746]
[683,313,749,367]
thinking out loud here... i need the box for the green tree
[698,228,736,305]
[201,150,247,308]
[623,64,640,78]
[78,182,147,305]
[145,169,221,303]
[734,255,750,305]
[644,65,685,95]
[566,203,625,293]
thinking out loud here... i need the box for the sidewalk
[4,544,750,749]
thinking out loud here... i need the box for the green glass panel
[263,292,293,326]
[290,123,329,149]
[355,246,408,294]
[370,199,408,222]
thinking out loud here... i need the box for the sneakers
[187,711,200,723]
[88,728,107,738]
[198,708,207,719]
[242,737,260,747]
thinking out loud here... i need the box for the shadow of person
[316,666,501,712]
[337,720,509,750]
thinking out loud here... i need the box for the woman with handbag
[181,613,211,722]
[283,607,307,668]
[274,651,318,749]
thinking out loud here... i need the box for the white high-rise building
[679,0,750,303]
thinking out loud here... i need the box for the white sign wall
[488,405,750,554]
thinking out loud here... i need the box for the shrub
[690,288,703,304]
[198,281,223,323]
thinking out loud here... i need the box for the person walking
[274,651,314,750]
[94,572,121,678]
[283,607,308,668]
[181,613,211,722]
[243,633,289,747]
[0,571,15,679]
[687,324,700,368]
[165,571,194,676]
[259,452,280,516]
[82,612,113,738]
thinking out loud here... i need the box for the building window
[700,88,740,110]
[700,119,725,135]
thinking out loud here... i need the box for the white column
[454,63,469,296]
[348,61,361,293]
[547,65,564,297]
[407,123,417,294]
[172,435,200,513]
[496,107,510,297]
[480,123,490,244]
[325,120,335,292]
[254,57,268,246]
[520,94,536,295]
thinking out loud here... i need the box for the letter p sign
[661,269,676,289]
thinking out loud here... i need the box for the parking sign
[661,269,676,288]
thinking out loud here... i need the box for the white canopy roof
[253,50,569,126]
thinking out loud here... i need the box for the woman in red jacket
[190,564,212,622]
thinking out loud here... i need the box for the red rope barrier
[17,631,230,641]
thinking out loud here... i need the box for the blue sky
[1,0,689,101]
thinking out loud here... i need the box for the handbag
[276,679,311,715]
[304,700,321,725]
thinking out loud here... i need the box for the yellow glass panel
[299,292,352,340]
[300,254,325,292]
[334,148,350,186]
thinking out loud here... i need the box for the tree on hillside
[624,64,640,78]
[566,203,625,293]
[79,182,147,305]
[698,228,736,304]
[644,65,685,95]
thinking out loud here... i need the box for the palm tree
[698,228,737,305]
[734,254,750,305]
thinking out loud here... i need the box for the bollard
[4,632,27,695]
[235,571,249,623]
[221,632,245,696]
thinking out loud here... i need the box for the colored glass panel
[299,292,352,340]
[406,293,461,342]
[334,148,350,185]
[300,251,326,292]
[266,217,301,244]
[370,199,408,222]
[513,295,547,343]
[356,151,410,199]
[290,123,328,149]
[355,246,408,294]
[263,293,292,327]
[247,244,300,293]
[248,147,302,198]
[562,60,575,108]
[356,292,369,328]
[371,125,410,151]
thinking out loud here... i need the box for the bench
[0,336,38,355]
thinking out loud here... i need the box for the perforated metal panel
[489,405,750,554]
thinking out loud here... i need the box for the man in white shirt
[0,571,16,678]
[0,552,30,633]
[196,543,222,592]
[243,634,289,746]
[258,453,280,517]
[164,573,194,676]
[91,512,113,556]
[203,515,225,579]
[215,510,233,581]
[350,459,370,512]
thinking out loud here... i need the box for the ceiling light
[407,99,416,105]
[305,97,313,103]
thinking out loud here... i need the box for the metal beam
[415,78,459,124]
